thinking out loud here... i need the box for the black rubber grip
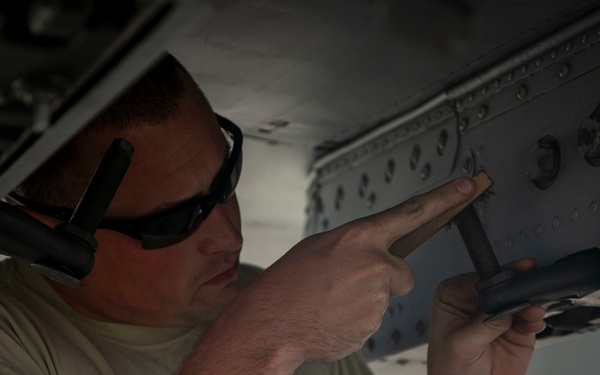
[69,139,134,234]
[479,248,600,315]
[0,201,94,279]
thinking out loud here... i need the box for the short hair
[15,53,192,208]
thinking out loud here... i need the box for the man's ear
[14,205,61,228]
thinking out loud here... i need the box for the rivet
[590,201,598,213]
[367,192,376,209]
[535,224,544,236]
[415,320,426,337]
[391,329,402,345]
[558,64,570,78]
[517,85,528,101]
[334,187,344,211]
[459,118,470,133]
[521,65,528,73]
[507,72,514,81]
[481,86,488,95]
[582,34,588,43]
[468,93,475,102]
[550,50,557,59]
[409,144,421,170]
[385,158,395,183]
[396,303,404,314]
[366,338,376,352]
[565,42,572,51]
[505,237,514,247]
[518,231,527,242]
[437,129,449,156]
[462,156,473,174]
[570,209,579,221]
[420,163,431,180]
[358,174,369,197]
[494,79,501,88]
[535,58,542,66]
[478,105,488,119]
[552,216,561,229]
[476,145,485,157]
[315,196,324,215]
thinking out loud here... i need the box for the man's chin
[192,279,243,324]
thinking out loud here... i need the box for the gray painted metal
[0,0,203,196]
[182,0,600,152]
[307,13,600,359]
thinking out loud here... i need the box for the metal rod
[454,203,502,279]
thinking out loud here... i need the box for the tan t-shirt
[0,259,372,375]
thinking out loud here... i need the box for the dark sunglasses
[9,114,243,250]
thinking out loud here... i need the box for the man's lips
[204,259,240,286]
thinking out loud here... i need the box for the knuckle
[338,219,377,246]
[398,273,415,295]
[400,197,424,219]
[362,313,383,337]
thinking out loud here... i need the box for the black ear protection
[0,138,134,288]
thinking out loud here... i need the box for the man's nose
[193,199,243,255]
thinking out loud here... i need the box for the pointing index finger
[389,171,493,258]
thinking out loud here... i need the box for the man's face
[51,83,244,327]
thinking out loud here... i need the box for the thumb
[462,314,514,349]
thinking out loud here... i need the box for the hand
[181,178,477,374]
[427,258,547,375]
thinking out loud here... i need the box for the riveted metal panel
[307,11,600,360]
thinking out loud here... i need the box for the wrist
[180,301,304,374]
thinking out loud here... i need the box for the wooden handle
[389,171,494,258]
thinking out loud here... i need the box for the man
[0,54,546,374]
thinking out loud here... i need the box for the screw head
[478,105,488,119]
[462,157,473,174]
[437,129,449,155]
[358,174,369,197]
[558,64,570,78]
[409,144,421,170]
[420,163,431,180]
[459,118,469,133]
[334,187,344,211]
[384,158,395,183]
[517,85,528,101]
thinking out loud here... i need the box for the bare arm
[179,178,476,374]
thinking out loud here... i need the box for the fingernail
[457,180,473,194]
